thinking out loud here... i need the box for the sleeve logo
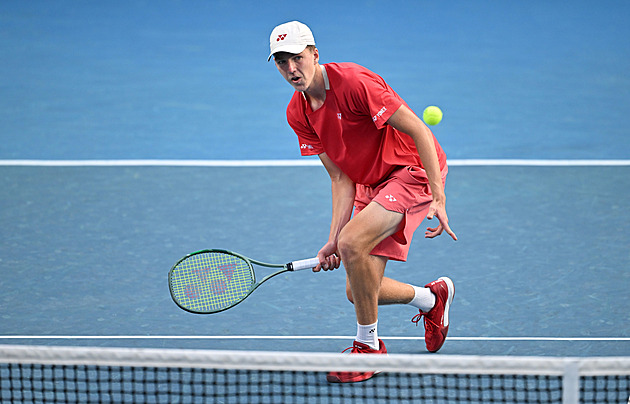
[372,106,387,122]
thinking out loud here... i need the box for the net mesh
[1,344,628,404]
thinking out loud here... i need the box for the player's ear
[312,47,319,64]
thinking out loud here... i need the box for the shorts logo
[277,34,287,41]
[337,113,342,120]
[385,194,397,202]
[372,106,387,122]
[301,144,314,150]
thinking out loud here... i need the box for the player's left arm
[386,104,457,241]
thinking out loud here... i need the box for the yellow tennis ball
[423,106,443,126]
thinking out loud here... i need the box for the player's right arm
[314,152,355,272]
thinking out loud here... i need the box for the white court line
[0,159,629,167]
[0,336,628,342]
[448,159,630,166]
[0,159,322,167]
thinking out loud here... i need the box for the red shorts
[354,165,448,262]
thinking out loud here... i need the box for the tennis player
[268,21,457,383]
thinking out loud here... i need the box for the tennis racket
[168,249,320,314]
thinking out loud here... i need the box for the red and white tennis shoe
[326,339,387,383]
[412,277,455,353]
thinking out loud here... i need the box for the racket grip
[289,257,320,271]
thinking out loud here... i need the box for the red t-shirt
[287,62,446,186]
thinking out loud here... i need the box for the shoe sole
[437,276,455,327]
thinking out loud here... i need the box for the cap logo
[276,34,287,42]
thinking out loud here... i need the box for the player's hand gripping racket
[168,249,320,314]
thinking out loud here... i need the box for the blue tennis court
[1,0,629,359]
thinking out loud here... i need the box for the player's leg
[345,273,416,305]
[327,201,397,384]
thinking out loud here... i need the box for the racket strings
[170,252,254,312]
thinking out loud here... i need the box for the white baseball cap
[268,21,316,61]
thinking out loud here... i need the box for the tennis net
[1,344,628,403]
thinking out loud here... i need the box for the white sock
[408,285,436,313]
[356,321,379,350]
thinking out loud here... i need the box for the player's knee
[337,230,363,265]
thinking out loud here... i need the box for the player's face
[274,47,319,92]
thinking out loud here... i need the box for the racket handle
[289,257,320,271]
